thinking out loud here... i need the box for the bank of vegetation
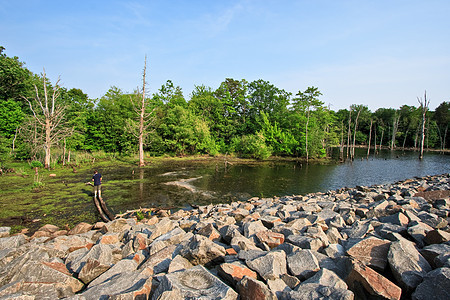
[1,46,449,171]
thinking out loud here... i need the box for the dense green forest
[1,47,448,168]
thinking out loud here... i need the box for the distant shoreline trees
[0,47,448,167]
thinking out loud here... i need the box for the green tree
[246,79,291,135]
[434,101,449,150]
[292,87,326,161]
[86,87,134,153]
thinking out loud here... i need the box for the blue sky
[1,0,449,110]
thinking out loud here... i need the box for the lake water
[100,149,450,213]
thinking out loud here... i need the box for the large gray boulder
[412,267,450,300]
[80,270,152,299]
[246,250,287,280]
[152,265,238,300]
[180,234,226,266]
[388,239,432,291]
[287,249,320,280]
[283,283,354,300]
[299,268,347,290]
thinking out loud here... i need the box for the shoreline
[0,173,449,298]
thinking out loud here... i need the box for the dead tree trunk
[418,91,430,160]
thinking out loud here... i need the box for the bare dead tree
[127,56,158,167]
[418,91,430,160]
[22,69,72,168]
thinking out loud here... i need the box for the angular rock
[217,262,257,287]
[152,265,238,299]
[343,220,374,239]
[407,221,434,247]
[243,220,267,238]
[168,254,193,273]
[379,212,409,226]
[81,270,152,299]
[246,250,287,280]
[230,235,259,252]
[139,244,177,275]
[323,244,346,259]
[424,229,450,245]
[412,267,450,300]
[346,237,391,270]
[0,227,10,238]
[286,235,325,251]
[237,276,277,300]
[287,249,320,280]
[88,258,138,288]
[285,283,354,300]
[102,218,133,234]
[68,222,93,235]
[419,244,450,268]
[78,257,112,284]
[69,244,113,274]
[180,234,226,266]
[197,223,221,241]
[346,259,402,300]
[300,268,347,290]
[255,231,284,249]
[388,239,432,291]
[281,273,300,289]
[219,225,243,244]
[267,278,291,297]
[326,227,343,244]
[0,235,27,250]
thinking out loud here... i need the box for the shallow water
[99,149,450,213]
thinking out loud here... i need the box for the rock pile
[0,173,449,299]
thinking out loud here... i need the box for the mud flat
[0,173,449,299]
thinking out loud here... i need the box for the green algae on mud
[0,156,258,234]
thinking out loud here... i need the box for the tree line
[1,47,448,168]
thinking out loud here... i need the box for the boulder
[167,254,193,273]
[68,244,113,275]
[217,262,257,287]
[197,223,221,241]
[379,212,409,227]
[68,222,93,235]
[284,283,354,300]
[346,237,391,270]
[139,244,177,275]
[237,276,277,300]
[180,234,226,266]
[346,259,401,300]
[412,267,450,300]
[387,239,432,291]
[424,229,450,245]
[300,268,347,290]
[246,250,287,280]
[80,270,152,299]
[420,243,450,268]
[255,231,285,249]
[243,220,267,238]
[0,227,10,238]
[152,265,238,300]
[287,249,320,280]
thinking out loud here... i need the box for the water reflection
[104,149,449,213]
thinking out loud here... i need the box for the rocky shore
[0,174,449,299]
